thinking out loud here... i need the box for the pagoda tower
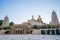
[51,10,59,25]
[2,15,9,27]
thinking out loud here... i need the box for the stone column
[50,30,51,35]
[45,30,47,35]
[55,30,56,34]
[39,29,41,35]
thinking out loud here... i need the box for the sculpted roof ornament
[5,15,8,18]
[53,10,54,12]
[31,15,34,20]
[37,15,43,23]
[52,10,56,13]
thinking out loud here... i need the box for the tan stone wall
[10,24,32,34]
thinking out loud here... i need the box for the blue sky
[0,0,60,24]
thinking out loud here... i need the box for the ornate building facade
[10,24,32,34]
[24,15,45,26]
[0,10,60,34]
[10,15,44,34]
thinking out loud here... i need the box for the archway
[5,31,10,34]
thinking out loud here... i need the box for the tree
[47,24,51,28]
[33,25,38,29]
[9,22,14,26]
[0,20,3,26]
[33,25,37,29]
[4,26,11,30]
[41,25,47,29]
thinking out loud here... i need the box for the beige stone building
[10,15,45,34]
[10,24,32,34]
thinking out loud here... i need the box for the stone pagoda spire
[51,10,59,25]
[2,15,9,27]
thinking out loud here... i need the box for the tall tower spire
[2,15,9,27]
[51,10,59,25]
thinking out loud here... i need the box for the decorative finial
[53,10,54,12]
[32,15,34,20]
[39,15,40,18]
[5,15,8,18]
[6,15,7,17]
